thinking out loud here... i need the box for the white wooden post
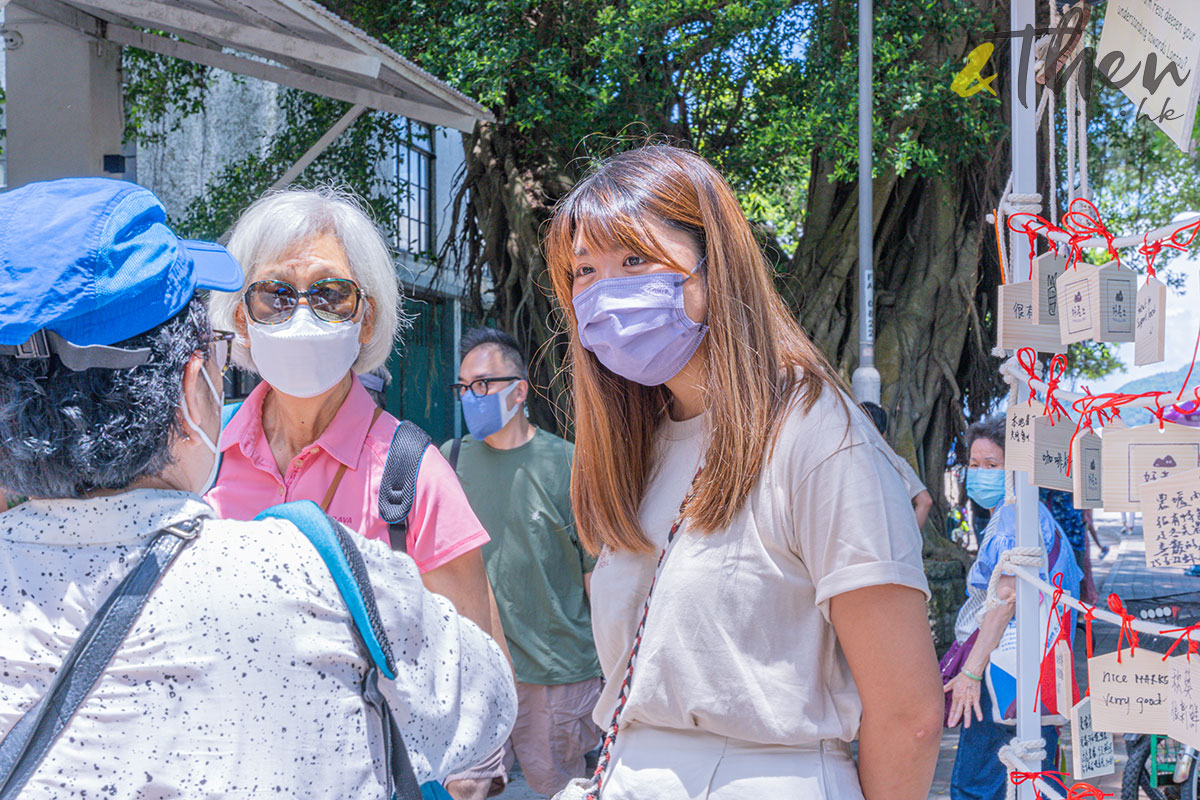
[1010,1,1042,797]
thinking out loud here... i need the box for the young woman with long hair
[544,144,943,800]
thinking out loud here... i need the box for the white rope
[1046,0,1060,226]
[998,737,1066,800]
[986,547,1045,610]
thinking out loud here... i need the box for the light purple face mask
[572,270,708,386]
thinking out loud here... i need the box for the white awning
[9,0,493,131]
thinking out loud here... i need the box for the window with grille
[394,119,434,257]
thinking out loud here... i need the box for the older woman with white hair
[206,187,508,664]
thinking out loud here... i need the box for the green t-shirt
[441,428,600,686]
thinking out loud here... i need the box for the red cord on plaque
[1010,770,1069,800]
[1108,594,1139,663]
[1008,214,1068,279]
[1067,781,1113,800]
[1062,198,1120,270]
[1161,619,1200,662]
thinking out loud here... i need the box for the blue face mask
[461,381,521,440]
[966,467,1006,510]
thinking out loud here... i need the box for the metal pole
[1011,1,1041,797]
[851,0,881,405]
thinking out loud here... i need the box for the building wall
[137,69,474,443]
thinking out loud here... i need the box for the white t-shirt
[0,490,516,798]
[589,385,929,746]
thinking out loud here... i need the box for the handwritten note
[1032,415,1074,492]
[1006,401,1044,475]
[1072,429,1104,509]
[1033,250,1068,326]
[1058,264,1097,345]
[1142,468,1200,569]
[1135,277,1167,366]
[1102,423,1200,512]
[1070,696,1116,780]
[998,281,1066,353]
[1087,649,1171,734]
[1169,656,1200,751]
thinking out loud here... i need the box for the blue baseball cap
[0,178,242,367]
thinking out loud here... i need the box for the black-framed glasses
[449,376,523,398]
[209,330,236,374]
[244,278,363,325]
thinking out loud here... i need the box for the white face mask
[181,364,224,495]
[247,308,363,398]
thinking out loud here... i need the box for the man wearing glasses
[443,328,601,800]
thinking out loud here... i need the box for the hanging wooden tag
[1057,261,1138,344]
[1140,468,1200,569]
[1169,655,1200,751]
[1135,276,1167,366]
[1102,423,1200,512]
[1070,696,1116,780]
[1087,649,1171,734]
[1058,263,1099,345]
[1055,639,1075,715]
[1033,250,1068,326]
[1098,262,1137,343]
[1006,400,1045,475]
[998,281,1067,353]
[1031,415,1074,491]
[1072,429,1104,509]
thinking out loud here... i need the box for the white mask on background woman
[248,308,362,398]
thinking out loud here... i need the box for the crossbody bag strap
[321,407,385,513]
[0,518,202,800]
[587,467,703,800]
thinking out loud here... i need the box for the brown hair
[545,144,845,554]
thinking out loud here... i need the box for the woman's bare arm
[831,584,944,800]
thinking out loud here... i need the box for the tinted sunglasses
[244,278,363,325]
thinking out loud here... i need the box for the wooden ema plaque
[1031,415,1074,492]
[1006,400,1045,475]
[1169,655,1200,752]
[1070,696,1116,781]
[1135,276,1167,366]
[998,281,1066,353]
[1072,429,1104,509]
[1032,250,1068,326]
[1101,423,1200,512]
[1141,468,1200,570]
[1087,649,1171,734]
[1057,261,1138,345]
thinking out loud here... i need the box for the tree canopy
[124,0,1200,544]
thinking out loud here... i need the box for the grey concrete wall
[137,71,282,222]
[2,7,123,188]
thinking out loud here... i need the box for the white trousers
[599,724,866,800]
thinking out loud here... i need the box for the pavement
[496,512,1185,800]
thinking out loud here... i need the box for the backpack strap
[254,501,422,800]
[255,501,397,678]
[448,438,462,471]
[220,401,244,431]
[377,421,433,554]
[0,519,201,800]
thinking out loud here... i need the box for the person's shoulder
[359,410,412,466]
[772,378,873,469]
[532,427,574,456]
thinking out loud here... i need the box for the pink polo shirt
[205,376,489,574]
